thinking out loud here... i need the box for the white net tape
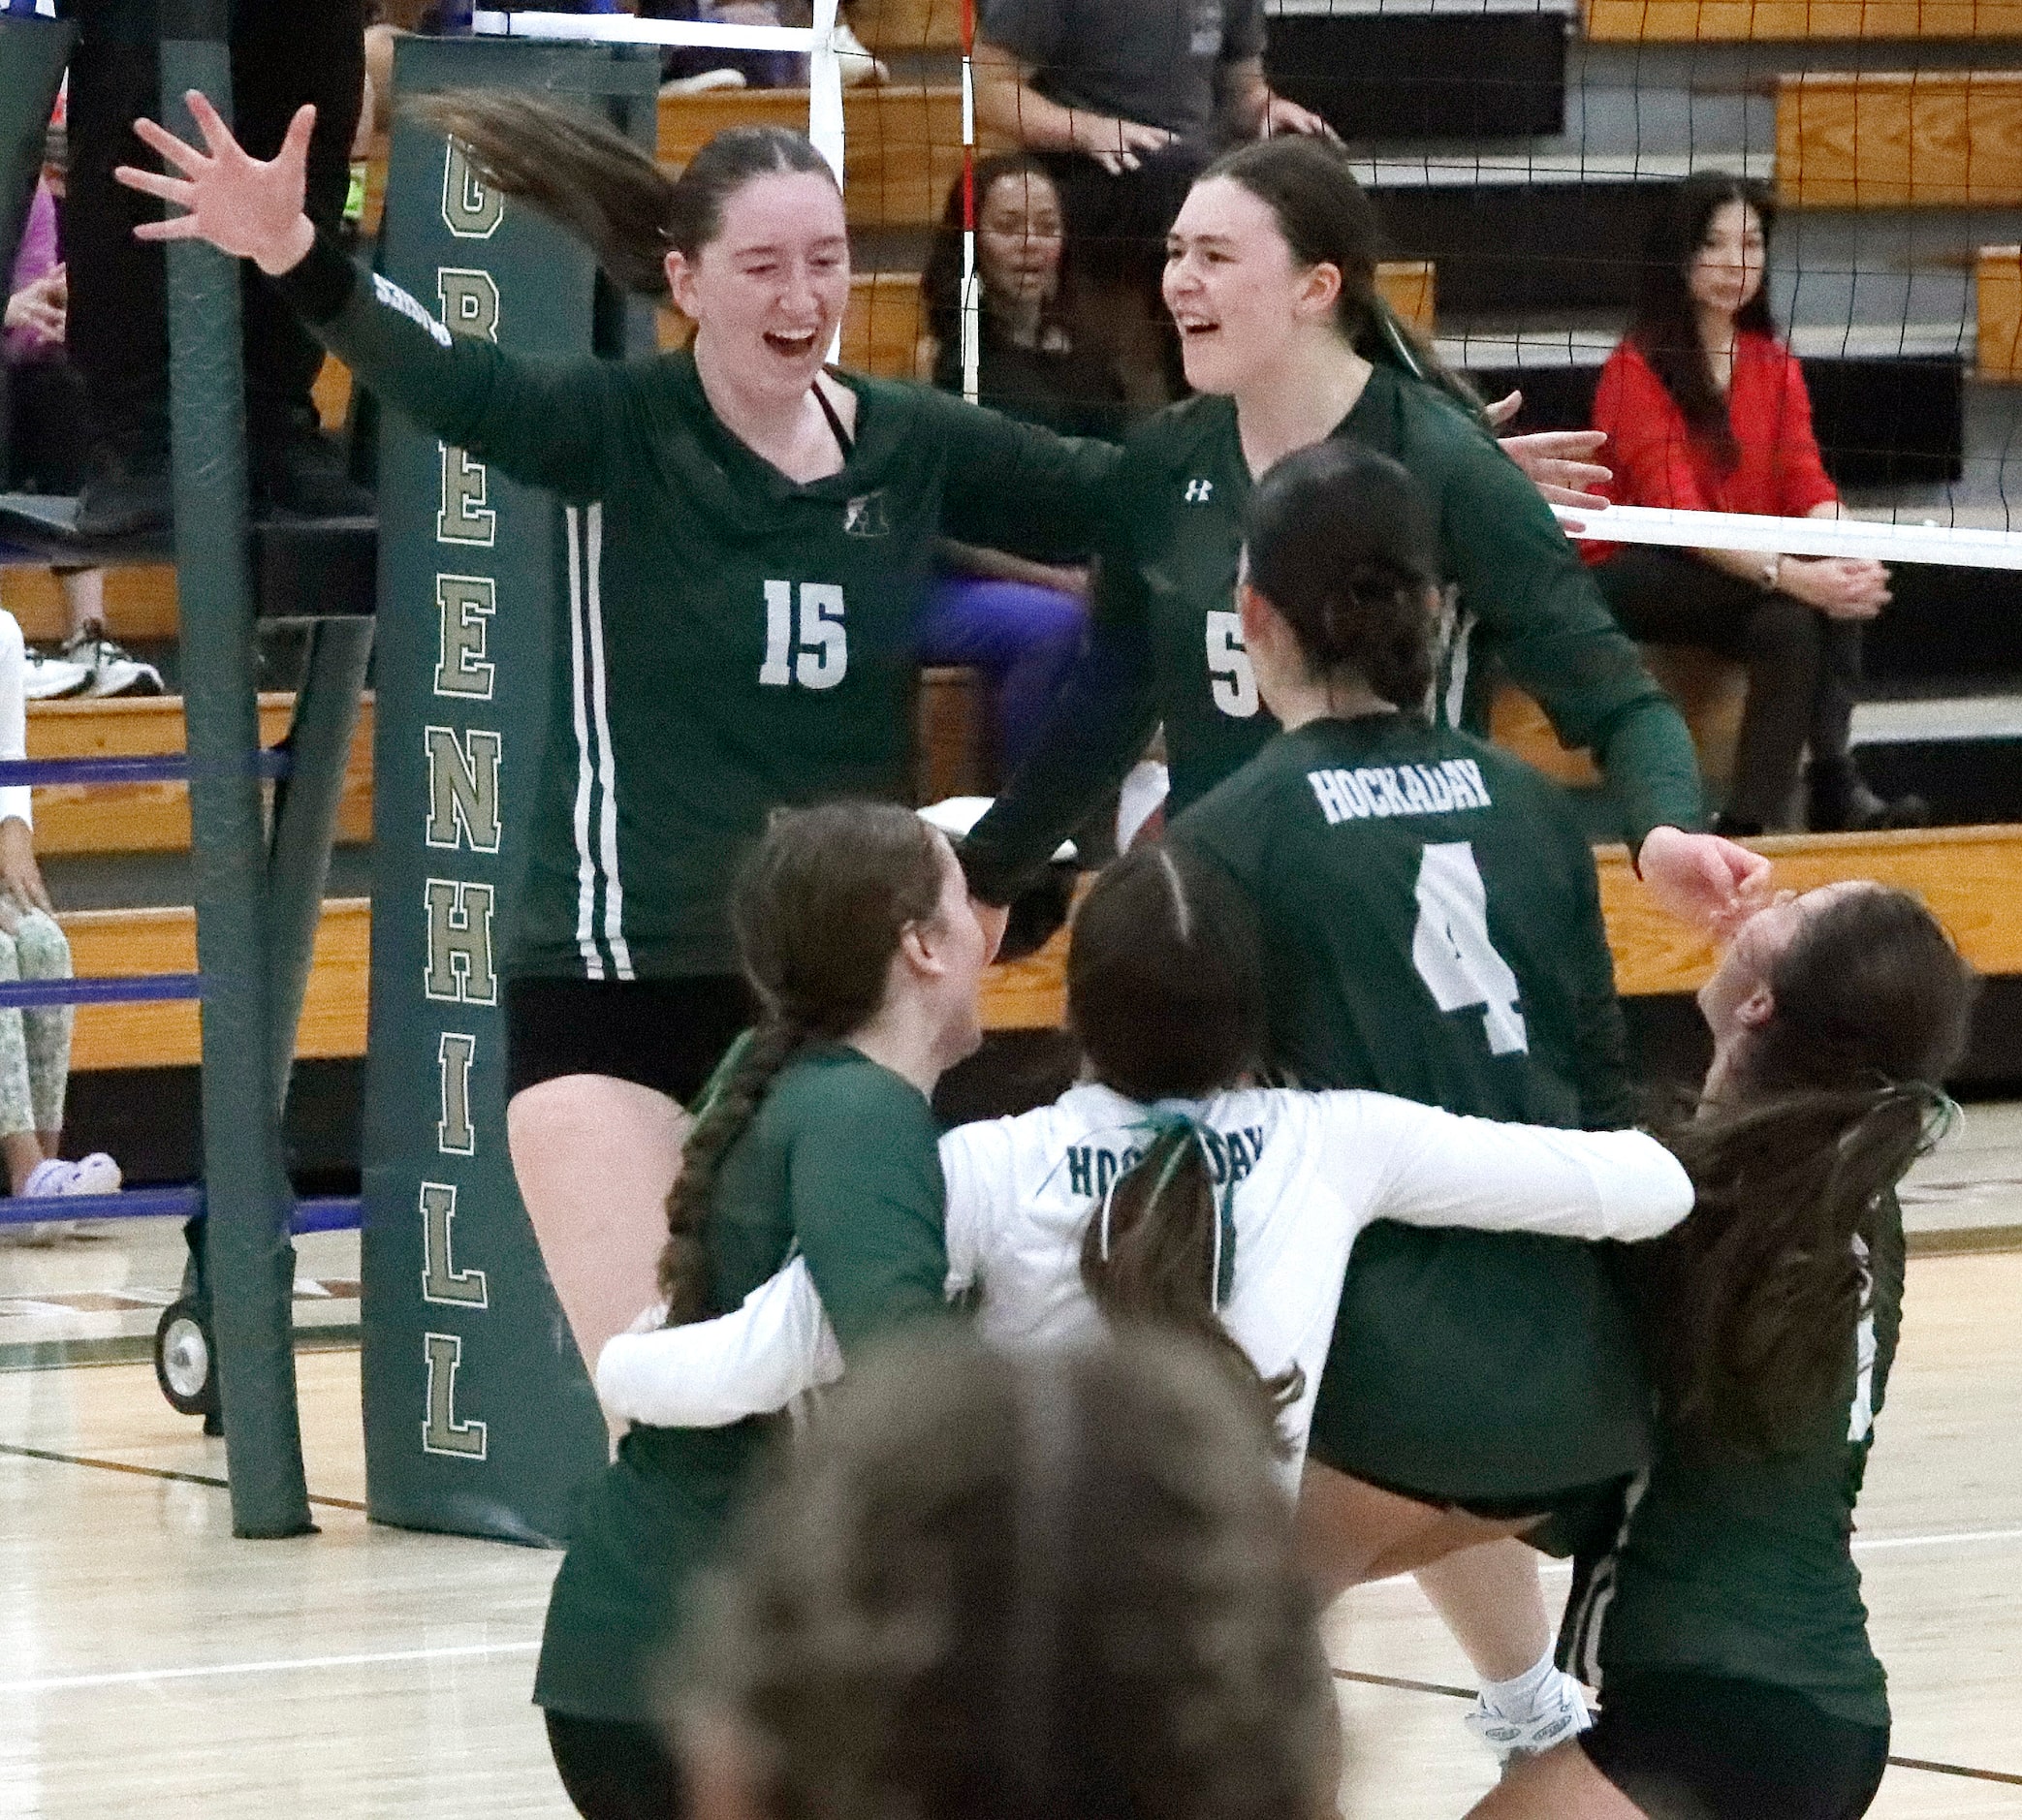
[1559,505,2022,569]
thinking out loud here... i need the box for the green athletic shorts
[1304,1221,1652,1504]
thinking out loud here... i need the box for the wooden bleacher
[982,824,2022,1029]
[1492,653,1748,796]
[24,694,374,857]
[1583,0,2022,39]
[1777,71,2022,208]
[847,0,964,54]
[0,564,178,644]
[83,826,2012,1064]
[1978,244,2022,380]
[659,85,970,229]
[64,898,367,1073]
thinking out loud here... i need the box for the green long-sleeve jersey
[278,235,1120,978]
[963,367,1703,904]
[534,1045,952,1725]
[1561,1200,1908,1729]
[1174,715,1651,1498]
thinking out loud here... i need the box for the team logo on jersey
[844,491,891,537]
[1184,479,1215,504]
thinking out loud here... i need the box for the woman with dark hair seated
[914,154,1128,772]
[1586,173,1924,834]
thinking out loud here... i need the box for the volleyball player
[537,800,988,1819]
[593,839,1695,1487]
[1475,884,1974,1820]
[960,133,1766,936]
[116,95,1116,1376]
[1155,439,1711,1758]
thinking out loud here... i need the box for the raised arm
[594,1261,840,1429]
[1323,1091,1694,1244]
[116,95,615,498]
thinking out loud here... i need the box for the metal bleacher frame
[0,1,371,1538]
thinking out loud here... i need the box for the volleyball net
[462,2,2022,582]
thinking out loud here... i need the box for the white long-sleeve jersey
[596,1083,1693,1485]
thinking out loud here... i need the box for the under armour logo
[844,491,891,537]
[1184,479,1215,504]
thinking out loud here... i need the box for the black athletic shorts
[1354,1466,1630,1553]
[1582,1671,1890,1820]
[504,974,755,1107]
[545,1710,686,1820]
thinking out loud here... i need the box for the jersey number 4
[1410,842,1528,1055]
[760,581,847,690]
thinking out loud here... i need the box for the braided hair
[657,801,948,1324]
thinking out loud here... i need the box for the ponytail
[1646,1082,1950,1456]
[1079,1120,1302,1455]
[410,92,837,298]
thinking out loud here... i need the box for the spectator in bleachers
[914,153,1123,769]
[64,0,369,536]
[5,141,162,699]
[0,606,120,1240]
[973,0,1333,405]
[1585,173,1925,834]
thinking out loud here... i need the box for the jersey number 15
[761,581,848,690]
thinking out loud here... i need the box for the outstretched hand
[1637,826,1775,941]
[114,91,317,275]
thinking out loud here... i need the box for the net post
[159,0,313,1539]
[960,0,979,404]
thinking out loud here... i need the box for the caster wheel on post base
[154,1297,219,1429]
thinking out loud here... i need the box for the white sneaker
[63,631,165,699]
[660,68,746,97]
[1464,1670,1593,1766]
[834,16,889,84]
[21,649,91,701]
[9,1154,120,1243]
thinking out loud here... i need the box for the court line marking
[0,1441,365,1511]
[0,1640,542,1696]
[1329,1670,2022,1787]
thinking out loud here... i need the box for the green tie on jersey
[1175,715,1650,1500]
[962,365,1703,906]
[534,1047,952,1726]
[282,240,1121,979]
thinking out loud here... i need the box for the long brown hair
[1067,846,1301,1441]
[410,91,837,298]
[1645,886,1975,1456]
[1626,172,1780,472]
[658,802,947,1323]
[678,1331,1338,1820]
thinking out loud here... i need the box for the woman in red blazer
[1587,174,1923,834]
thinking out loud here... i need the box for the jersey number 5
[1410,842,1528,1055]
[760,581,848,690]
[1205,610,1258,718]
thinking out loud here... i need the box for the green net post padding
[362,34,660,1545]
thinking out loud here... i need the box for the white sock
[1480,1647,1563,1719]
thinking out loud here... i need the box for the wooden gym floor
[2,1147,2018,1816]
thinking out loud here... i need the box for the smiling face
[1687,197,1766,324]
[665,169,851,400]
[1162,176,1341,395]
[915,832,990,1070]
[975,167,1063,312]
